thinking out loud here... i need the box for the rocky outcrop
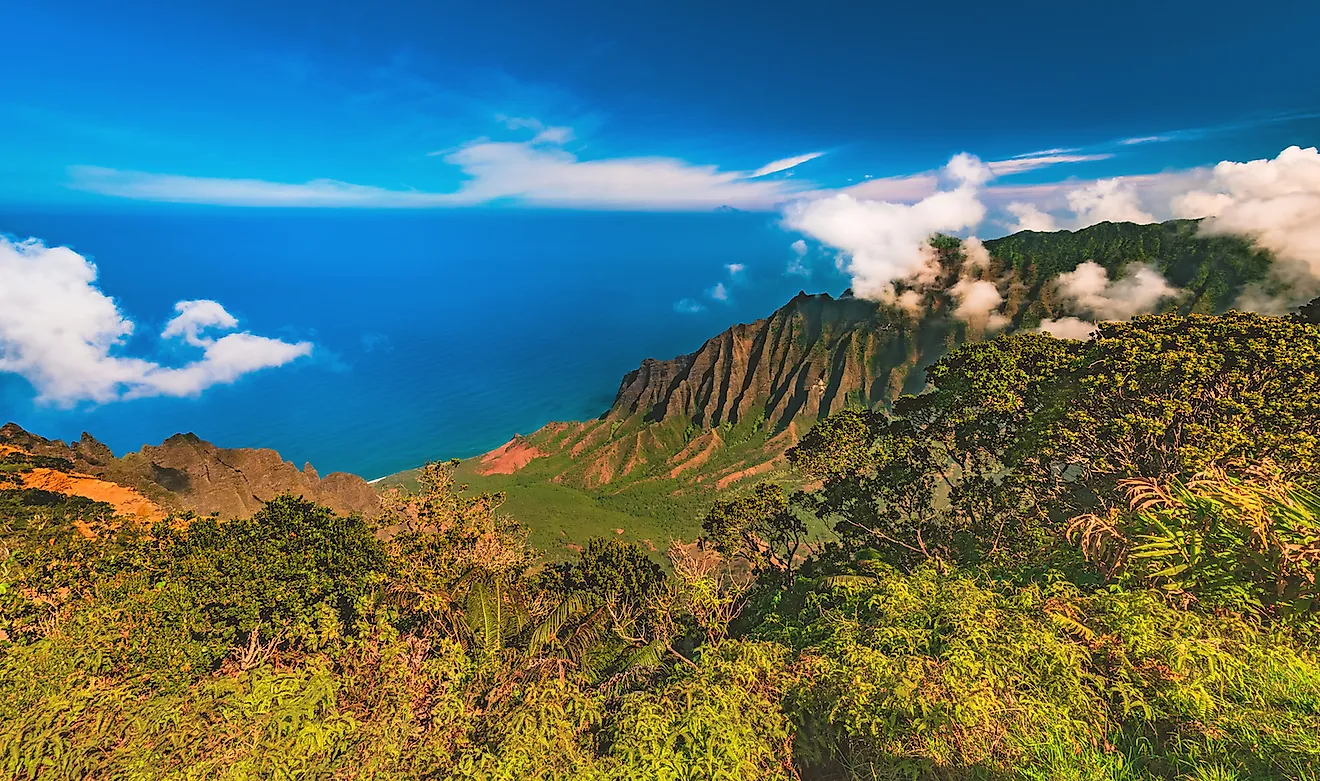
[604,291,906,431]
[496,291,945,490]
[0,423,380,520]
[136,433,381,519]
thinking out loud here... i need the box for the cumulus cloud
[961,237,992,271]
[1036,261,1178,340]
[1067,178,1157,227]
[787,240,810,276]
[890,289,925,318]
[673,298,705,314]
[708,282,729,302]
[1171,145,1320,311]
[1054,261,1179,320]
[1004,201,1059,232]
[945,238,1008,330]
[725,263,745,275]
[751,152,824,178]
[781,153,991,300]
[0,236,312,405]
[950,276,1009,331]
[1038,316,1099,340]
[161,300,239,346]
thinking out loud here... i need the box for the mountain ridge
[468,219,1277,502]
[0,422,380,520]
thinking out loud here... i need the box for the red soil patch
[569,421,614,457]
[20,467,165,523]
[715,459,779,490]
[619,431,654,478]
[477,437,546,475]
[762,420,799,454]
[667,430,723,479]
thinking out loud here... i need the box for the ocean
[0,206,846,479]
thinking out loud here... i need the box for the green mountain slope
[415,219,1275,557]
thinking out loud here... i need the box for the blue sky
[3,0,1320,468]
[4,0,1319,209]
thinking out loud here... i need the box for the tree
[788,334,1076,569]
[702,483,809,586]
[1022,312,1320,515]
[381,460,535,646]
[163,493,387,649]
[1298,295,1320,324]
[788,310,1320,568]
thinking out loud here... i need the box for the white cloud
[496,115,575,145]
[71,136,819,211]
[1171,145,1320,311]
[708,282,729,302]
[836,151,1108,208]
[1119,135,1172,145]
[839,173,940,202]
[1038,317,1099,340]
[1036,262,1177,341]
[674,298,704,314]
[68,167,433,208]
[162,300,239,347]
[987,153,1113,176]
[888,289,925,318]
[751,152,824,178]
[950,276,1009,331]
[725,263,745,275]
[781,153,990,300]
[787,241,810,276]
[961,237,992,271]
[1009,147,1080,158]
[1005,201,1059,232]
[1067,178,1157,227]
[1054,261,1179,320]
[0,236,311,405]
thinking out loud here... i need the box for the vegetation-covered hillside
[3,305,1318,779]
[428,220,1278,557]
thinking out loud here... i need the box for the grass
[375,412,841,561]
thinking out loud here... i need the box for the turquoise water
[1,207,845,478]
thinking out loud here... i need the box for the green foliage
[3,307,1320,779]
[702,482,809,584]
[157,493,387,648]
[984,219,1273,319]
[790,311,1320,572]
[768,566,1320,779]
[1027,312,1320,507]
[555,536,665,608]
[1072,466,1320,620]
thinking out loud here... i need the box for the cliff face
[0,423,380,520]
[607,291,905,431]
[489,290,949,491]
[136,433,381,519]
[481,220,1275,492]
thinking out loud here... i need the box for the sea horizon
[1,205,848,479]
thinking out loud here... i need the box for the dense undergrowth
[2,305,1319,779]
